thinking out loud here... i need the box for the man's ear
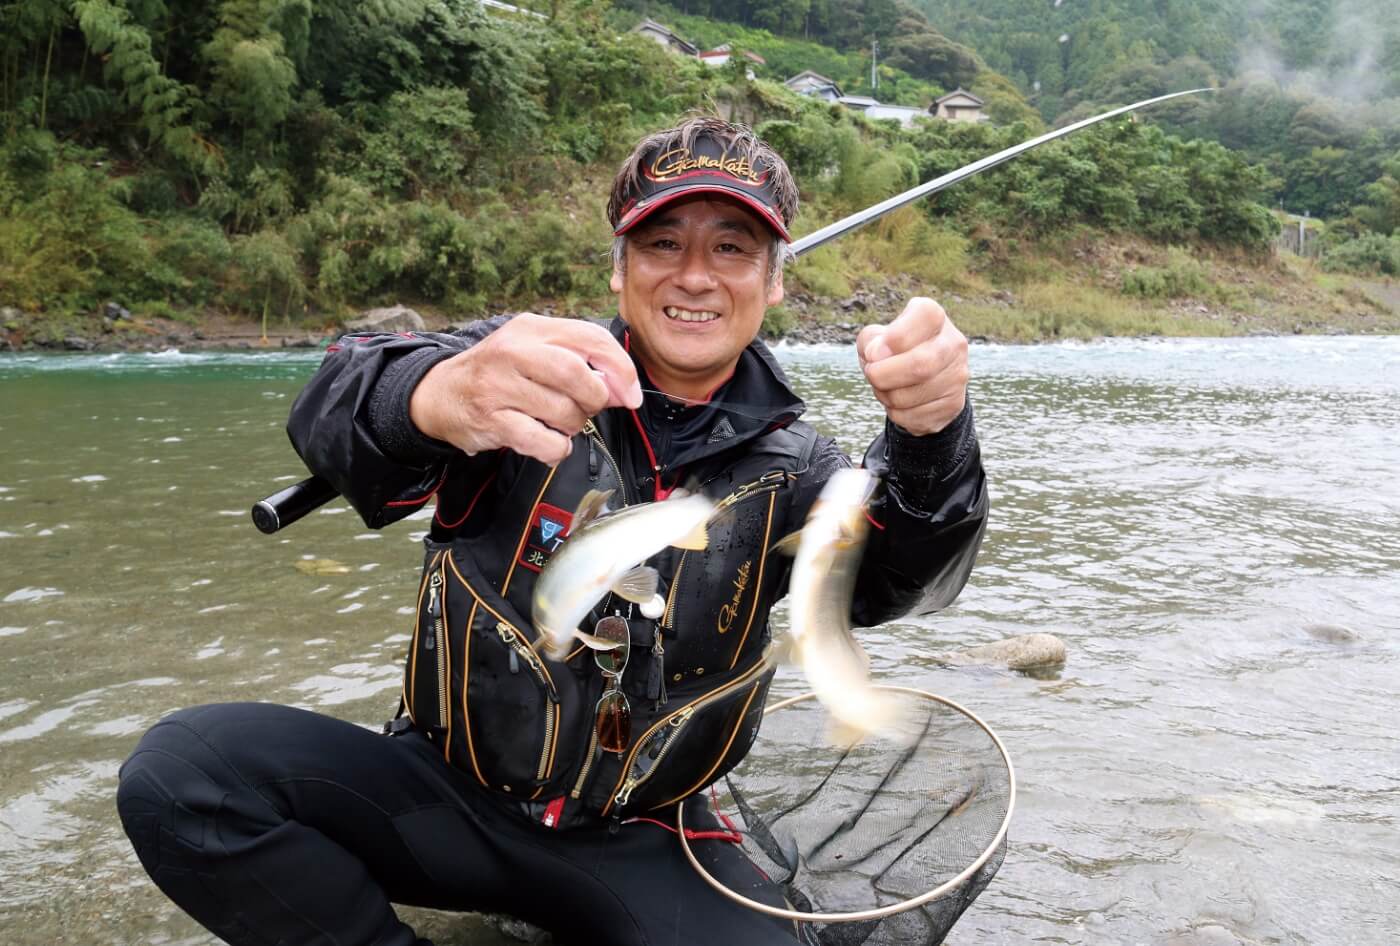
[610,264,624,294]
[766,267,784,307]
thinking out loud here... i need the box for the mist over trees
[913,0,1400,249]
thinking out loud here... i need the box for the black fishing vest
[400,407,820,826]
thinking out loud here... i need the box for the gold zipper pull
[615,777,639,808]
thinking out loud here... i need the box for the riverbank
[4,240,1398,353]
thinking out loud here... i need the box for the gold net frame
[676,685,1016,924]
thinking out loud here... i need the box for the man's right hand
[409,314,643,466]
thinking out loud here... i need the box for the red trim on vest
[385,468,448,507]
[436,465,498,530]
[863,510,885,531]
[542,796,566,828]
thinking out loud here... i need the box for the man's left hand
[856,297,969,436]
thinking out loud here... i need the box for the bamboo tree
[38,24,56,129]
[73,0,216,173]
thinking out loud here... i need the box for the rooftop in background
[784,70,844,101]
[479,0,545,19]
[632,18,699,57]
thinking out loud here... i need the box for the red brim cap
[612,138,791,242]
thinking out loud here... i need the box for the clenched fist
[856,297,969,436]
[410,314,642,466]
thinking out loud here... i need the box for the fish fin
[762,634,796,668]
[639,593,665,619]
[768,530,803,557]
[540,638,571,662]
[670,520,709,551]
[669,474,705,502]
[570,489,613,531]
[574,630,626,652]
[611,565,659,604]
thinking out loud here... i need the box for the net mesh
[695,688,1011,946]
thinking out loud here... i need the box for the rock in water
[345,305,425,334]
[294,558,352,576]
[930,633,1067,671]
[1302,623,1359,644]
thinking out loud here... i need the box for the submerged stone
[930,632,1067,671]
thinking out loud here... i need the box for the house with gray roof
[632,18,699,57]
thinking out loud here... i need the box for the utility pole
[871,39,878,91]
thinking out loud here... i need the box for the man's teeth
[664,306,720,323]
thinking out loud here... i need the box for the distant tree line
[910,0,1400,272]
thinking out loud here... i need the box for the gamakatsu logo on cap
[648,147,768,186]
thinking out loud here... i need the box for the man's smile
[663,306,721,323]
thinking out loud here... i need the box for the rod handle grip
[251,476,339,534]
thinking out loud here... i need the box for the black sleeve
[787,402,988,626]
[285,317,512,528]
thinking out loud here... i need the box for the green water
[2,339,1398,945]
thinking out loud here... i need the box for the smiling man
[116,117,991,946]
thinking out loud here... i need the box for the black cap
[613,133,791,242]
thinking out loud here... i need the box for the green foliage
[760,304,796,337]
[151,219,234,307]
[1320,233,1400,276]
[1121,249,1213,299]
[789,245,853,299]
[352,86,479,197]
[0,158,153,312]
[71,0,216,174]
[884,29,979,90]
[1354,154,1400,236]
[202,7,301,140]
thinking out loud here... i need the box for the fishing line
[636,386,790,422]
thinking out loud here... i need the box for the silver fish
[774,467,910,744]
[532,489,714,661]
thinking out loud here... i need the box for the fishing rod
[251,87,1212,535]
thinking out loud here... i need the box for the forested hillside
[0,0,1393,347]
[914,0,1400,228]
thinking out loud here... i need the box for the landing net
[678,686,1013,945]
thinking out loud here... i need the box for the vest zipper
[570,725,600,800]
[660,470,789,630]
[603,657,770,816]
[583,419,629,505]
[426,569,447,730]
[495,620,560,782]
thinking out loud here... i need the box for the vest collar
[608,316,806,469]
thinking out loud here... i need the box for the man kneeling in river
[116,117,988,946]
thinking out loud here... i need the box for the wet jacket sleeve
[285,317,511,528]
[794,401,989,627]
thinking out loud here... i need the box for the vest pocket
[603,660,773,816]
[405,550,449,734]
[407,541,584,797]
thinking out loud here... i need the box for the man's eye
[652,238,679,250]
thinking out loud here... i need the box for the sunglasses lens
[593,616,630,676]
[596,689,631,754]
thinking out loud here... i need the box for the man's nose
[674,244,718,293]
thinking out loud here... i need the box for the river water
[1,337,1397,946]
